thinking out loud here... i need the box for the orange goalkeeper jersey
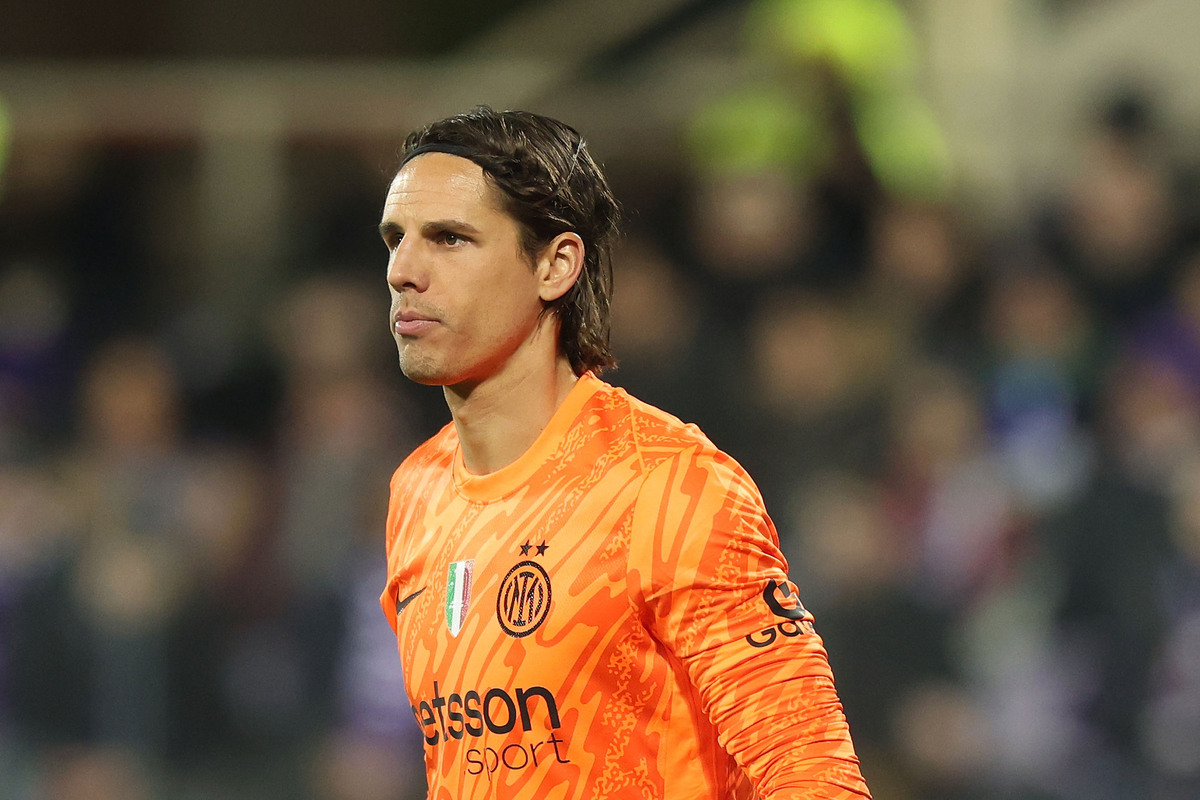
[381,373,870,799]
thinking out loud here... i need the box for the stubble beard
[396,343,446,386]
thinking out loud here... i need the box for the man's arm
[630,447,871,798]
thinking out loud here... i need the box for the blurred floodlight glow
[685,84,828,178]
[745,0,918,89]
[854,91,954,201]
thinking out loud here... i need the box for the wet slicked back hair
[398,107,621,376]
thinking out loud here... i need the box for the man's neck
[446,356,580,476]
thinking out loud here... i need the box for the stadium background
[4,0,1200,797]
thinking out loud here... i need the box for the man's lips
[393,310,438,337]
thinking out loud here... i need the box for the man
[379,107,870,799]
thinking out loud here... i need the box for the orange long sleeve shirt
[381,373,870,799]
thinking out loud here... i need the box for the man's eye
[441,232,462,245]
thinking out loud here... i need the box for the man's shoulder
[589,378,726,467]
[391,420,457,483]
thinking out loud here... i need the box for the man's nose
[387,240,428,293]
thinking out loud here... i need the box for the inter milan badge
[445,559,474,637]
[497,542,551,638]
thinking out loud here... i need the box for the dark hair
[399,107,620,376]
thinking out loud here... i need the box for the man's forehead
[387,152,490,201]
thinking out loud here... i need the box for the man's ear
[536,232,585,303]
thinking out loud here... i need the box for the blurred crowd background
[4,0,1200,798]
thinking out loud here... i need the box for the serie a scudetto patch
[445,559,474,637]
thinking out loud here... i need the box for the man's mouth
[393,309,438,337]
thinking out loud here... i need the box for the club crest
[497,560,551,638]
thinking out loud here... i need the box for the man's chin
[398,356,447,386]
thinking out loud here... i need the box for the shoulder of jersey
[391,421,457,483]
[595,381,723,466]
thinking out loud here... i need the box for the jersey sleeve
[629,446,871,799]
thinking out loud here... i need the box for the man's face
[380,152,545,388]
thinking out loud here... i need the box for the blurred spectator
[1140,454,1200,798]
[1033,349,1196,796]
[727,288,891,509]
[1037,90,1183,330]
[21,337,196,755]
[1127,244,1200,396]
[687,166,817,297]
[607,234,710,428]
[0,459,73,768]
[6,335,274,793]
[0,263,73,457]
[856,199,982,363]
[881,361,1022,608]
[980,261,1103,513]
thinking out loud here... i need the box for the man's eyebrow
[378,219,482,240]
[421,219,482,236]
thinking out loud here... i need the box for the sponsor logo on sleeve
[763,578,809,620]
[745,578,816,648]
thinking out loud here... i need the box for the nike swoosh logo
[395,588,425,618]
